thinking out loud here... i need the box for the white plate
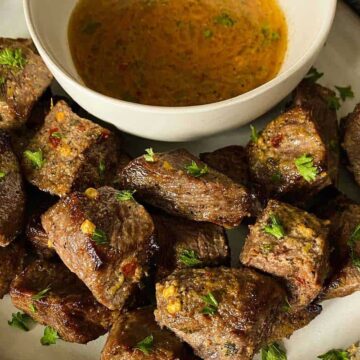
[0,1,360,359]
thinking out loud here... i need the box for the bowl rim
[23,0,337,114]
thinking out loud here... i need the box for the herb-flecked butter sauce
[68,0,287,106]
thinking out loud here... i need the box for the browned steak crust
[22,101,119,196]
[247,106,333,204]
[240,200,330,310]
[10,260,118,343]
[0,132,25,246]
[152,212,229,280]
[155,267,286,360]
[41,186,156,310]
[0,38,53,129]
[120,148,250,228]
[101,307,196,360]
[0,240,25,298]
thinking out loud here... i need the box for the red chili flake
[100,130,110,140]
[122,261,137,278]
[49,128,61,148]
[295,276,306,286]
[271,134,283,148]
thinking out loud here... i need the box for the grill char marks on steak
[101,307,197,360]
[0,38,53,130]
[0,132,25,246]
[152,211,229,280]
[155,267,286,360]
[10,259,118,343]
[247,106,333,205]
[120,148,250,228]
[41,186,156,310]
[22,100,120,197]
[0,240,25,298]
[240,200,330,311]
[341,103,360,187]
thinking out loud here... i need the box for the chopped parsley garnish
[179,249,202,267]
[335,85,354,102]
[0,76,5,85]
[0,48,27,69]
[92,228,108,245]
[134,335,154,355]
[261,25,280,41]
[144,148,155,162]
[0,171,6,180]
[24,149,44,169]
[99,160,106,177]
[214,13,236,27]
[261,342,287,360]
[317,349,350,360]
[50,132,63,139]
[282,297,291,312]
[261,243,274,254]
[250,125,259,142]
[264,214,285,240]
[185,161,208,177]
[204,29,213,38]
[8,312,33,331]
[327,95,341,111]
[116,190,136,202]
[295,154,318,182]
[201,292,219,315]
[32,287,51,301]
[41,326,59,346]
[305,67,324,83]
[348,224,360,270]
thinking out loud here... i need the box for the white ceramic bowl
[23,0,337,141]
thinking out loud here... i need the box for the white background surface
[0,1,360,359]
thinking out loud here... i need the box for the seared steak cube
[101,307,196,360]
[247,106,333,204]
[10,260,118,343]
[0,132,25,246]
[240,200,330,310]
[120,148,250,228]
[152,212,229,280]
[341,103,360,187]
[155,267,286,360]
[42,186,155,310]
[0,240,25,298]
[22,100,119,196]
[0,38,52,129]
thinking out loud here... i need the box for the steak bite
[155,267,286,360]
[247,106,333,204]
[0,240,25,298]
[120,148,250,228]
[152,212,229,280]
[10,260,118,343]
[101,307,196,360]
[41,186,156,310]
[341,103,360,187]
[0,132,25,246]
[240,200,330,310]
[0,38,53,129]
[22,100,119,197]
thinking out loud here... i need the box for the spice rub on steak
[120,148,250,228]
[41,186,155,310]
[22,100,119,197]
[247,106,334,204]
[152,212,229,280]
[341,103,360,187]
[240,200,330,310]
[10,260,118,343]
[0,240,25,298]
[155,267,286,360]
[0,132,25,246]
[101,307,196,360]
[0,38,52,130]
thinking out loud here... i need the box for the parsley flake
[305,67,324,83]
[144,148,155,162]
[185,161,208,177]
[327,95,341,111]
[134,335,154,355]
[261,25,280,41]
[179,249,202,267]
[0,48,27,69]
[8,312,33,332]
[335,86,354,102]
[116,190,136,202]
[295,154,318,182]
[0,171,6,180]
[214,13,236,27]
[92,228,108,245]
[32,287,51,301]
[204,29,213,38]
[282,297,291,312]
[264,214,285,240]
[261,342,287,360]
[348,224,360,270]
[0,76,5,86]
[99,160,106,177]
[51,132,63,139]
[317,349,350,360]
[24,149,44,169]
[41,326,59,346]
[250,125,259,142]
[201,292,219,315]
